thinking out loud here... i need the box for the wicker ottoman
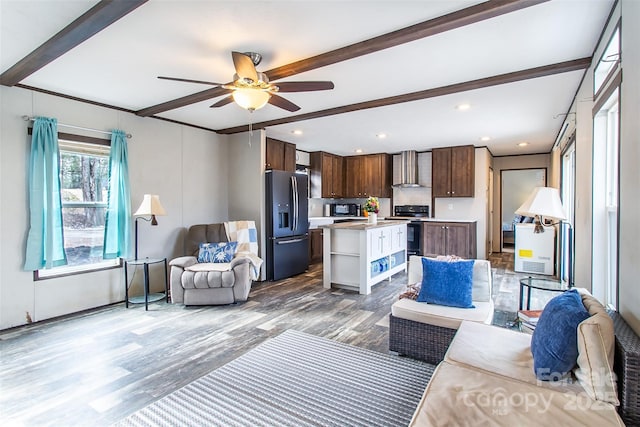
[389,314,457,364]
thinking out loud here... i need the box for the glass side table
[519,277,570,310]
[124,257,168,311]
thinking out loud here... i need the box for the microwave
[330,203,359,216]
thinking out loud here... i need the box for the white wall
[434,147,490,259]
[0,86,229,329]
[227,130,266,280]
[617,0,640,334]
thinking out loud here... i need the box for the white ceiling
[1,0,614,156]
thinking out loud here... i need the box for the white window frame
[591,89,619,309]
[560,138,576,285]
[35,135,121,280]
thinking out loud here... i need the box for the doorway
[501,169,546,252]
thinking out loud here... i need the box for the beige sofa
[389,255,494,364]
[169,223,255,305]
[401,290,640,426]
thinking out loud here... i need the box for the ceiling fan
[158,51,334,112]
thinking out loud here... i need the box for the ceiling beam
[136,87,229,117]
[265,0,549,81]
[0,0,148,86]
[136,0,549,117]
[216,57,592,134]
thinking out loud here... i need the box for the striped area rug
[115,329,434,427]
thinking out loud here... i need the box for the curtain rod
[22,115,132,139]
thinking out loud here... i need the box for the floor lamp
[133,194,166,260]
[515,187,572,286]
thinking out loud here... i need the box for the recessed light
[455,103,471,111]
[480,136,491,142]
[376,133,387,139]
[291,130,303,135]
[518,142,529,147]
[355,148,363,153]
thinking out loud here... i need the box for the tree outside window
[58,142,110,267]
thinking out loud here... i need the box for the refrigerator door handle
[276,237,307,245]
[295,176,299,231]
[291,175,298,232]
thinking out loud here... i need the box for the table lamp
[515,186,572,286]
[133,194,166,260]
[515,187,566,233]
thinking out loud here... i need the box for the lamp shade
[134,194,166,217]
[515,187,566,220]
[232,88,271,111]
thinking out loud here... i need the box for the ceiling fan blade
[158,76,224,86]
[209,95,234,108]
[232,51,258,82]
[268,94,301,112]
[275,81,335,92]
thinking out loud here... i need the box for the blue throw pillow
[197,242,238,263]
[531,289,590,381]
[417,258,475,308]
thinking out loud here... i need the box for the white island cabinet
[321,220,408,295]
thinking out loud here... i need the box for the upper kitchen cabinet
[310,151,344,198]
[344,154,392,198]
[266,138,296,172]
[344,156,363,197]
[432,145,475,198]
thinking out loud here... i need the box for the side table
[124,257,168,311]
[519,276,569,310]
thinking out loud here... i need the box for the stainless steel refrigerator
[265,170,309,281]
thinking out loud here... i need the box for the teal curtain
[103,130,132,259]
[24,117,67,270]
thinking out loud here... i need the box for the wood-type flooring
[1,253,537,426]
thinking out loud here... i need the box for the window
[36,137,120,279]
[594,26,620,96]
[592,89,619,308]
[560,138,575,285]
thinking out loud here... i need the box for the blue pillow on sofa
[417,258,475,308]
[198,242,237,263]
[531,289,590,381]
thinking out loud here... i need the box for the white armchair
[389,255,493,364]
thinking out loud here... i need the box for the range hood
[394,150,422,188]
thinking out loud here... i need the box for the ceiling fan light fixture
[232,88,271,111]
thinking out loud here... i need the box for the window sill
[34,259,122,281]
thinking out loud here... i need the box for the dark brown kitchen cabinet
[364,153,392,198]
[344,156,364,197]
[266,138,296,172]
[343,154,392,198]
[422,221,477,259]
[310,152,344,198]
[432,145,475,198]
[309,228,323,264]
[284,142,296,171]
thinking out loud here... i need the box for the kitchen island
[321,220,409,295]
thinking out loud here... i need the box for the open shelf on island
[323,222,408,295]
